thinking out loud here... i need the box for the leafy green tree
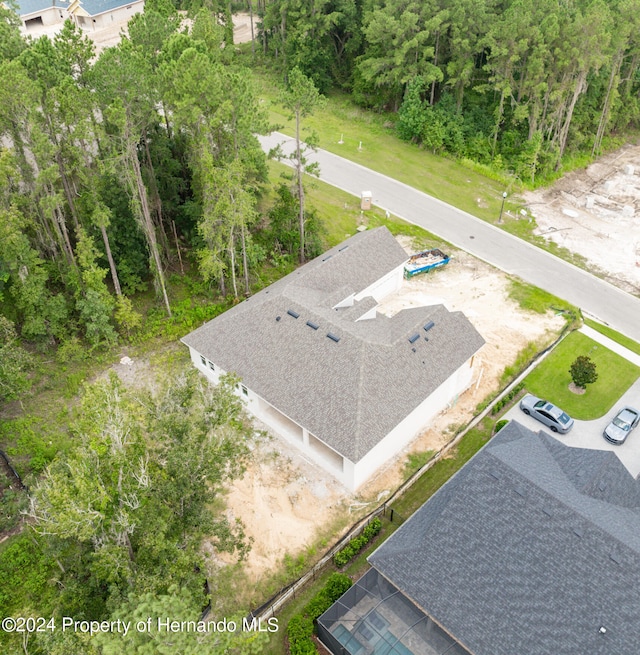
[569,355,598,389]
[280,67,325,264]
[0,316,32,402]
[72,228,117,346]
[0,3,25,63]
[397,76,427,141]
[93,41,172,316]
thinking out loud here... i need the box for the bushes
[333,518,382,568]
[287,573,352,655]
[491,383,525,415]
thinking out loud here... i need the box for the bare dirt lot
[224,240,565,581]
[522,142,640,295]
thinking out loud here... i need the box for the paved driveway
[259,132,640,342]
[503,376,640,477]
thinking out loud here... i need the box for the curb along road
[259,132,640,344]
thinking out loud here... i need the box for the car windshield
[558,413,571,424]
[613,416,632,431]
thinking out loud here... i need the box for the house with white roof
[181,227,485,491]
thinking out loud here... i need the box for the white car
[603,407,640,445]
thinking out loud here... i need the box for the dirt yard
[225,240,565,581]
[522,142,640,295]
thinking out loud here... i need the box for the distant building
[319,421,640,654]
[182,227,484,491]
[13,0,143,32]
[14,0,70,30]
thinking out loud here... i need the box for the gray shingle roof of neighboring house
[182,227,485,463]
[369,420,640,655]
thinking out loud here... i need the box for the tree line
[0,0,325,370]
[259,0,640,182]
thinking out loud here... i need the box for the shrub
[333,518,382,568]
[495,419,509,433]
[569,355,598,389]
[287,573,352,655]
[491,383,525,415]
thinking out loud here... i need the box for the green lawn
[524,331,640,419]
[267,160,450,251]
[252,67,592,270]
[584,318,640,356]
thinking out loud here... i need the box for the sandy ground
[225,240,565,581]
[522,142,640,295]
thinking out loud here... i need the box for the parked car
[519,394,575,434]
[603,406,640,445]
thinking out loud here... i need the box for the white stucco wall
[188,346,476,492]
[22,6,65,27]
[355,262,405,302]
[351,357,476,490]
[187,346,354,487]
[88,2,142,29]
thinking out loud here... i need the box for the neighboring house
[318,421,640,655]
[67,0,143,31]
[182,227,485,491]
[13,0,142,31]
[13,0,70,30]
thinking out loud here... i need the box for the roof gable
[182,227,485,462]
[369,421,640,655]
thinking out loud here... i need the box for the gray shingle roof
[182,227,485,463]
[369,420,640,655]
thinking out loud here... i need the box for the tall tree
[93,41,172,316]
[280,67,325,264]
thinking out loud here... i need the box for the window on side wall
[200,356,206,366]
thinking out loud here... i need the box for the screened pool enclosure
[317,569,471,655]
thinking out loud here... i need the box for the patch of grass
[391,416,494,519]
[507,279,577,317]
[403,451,435,479]
[524,331,640,419]
[267,160,451,253]
[584,318,640,356]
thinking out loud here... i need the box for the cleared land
[220,236,564,584]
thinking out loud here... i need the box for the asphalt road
[259,132,640,343]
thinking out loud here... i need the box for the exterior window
[208,361,215,371]
[241,385,248,396]
[200,356,206,366]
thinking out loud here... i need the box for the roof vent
[572,527,584,538]
[306,321,319,330]
[598,480,607,492]
[609,552,622,565]
[276,316,281,322]
[489,470,501,480]
[327,333,340,343]
[542,506,553,517]
[287,309,300,319]
[322,254,333,262]
[599,627,607,635]
[514,485,526,497]
[424,321,435,332]
[411,347,416,353]
[408,333,420,344]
